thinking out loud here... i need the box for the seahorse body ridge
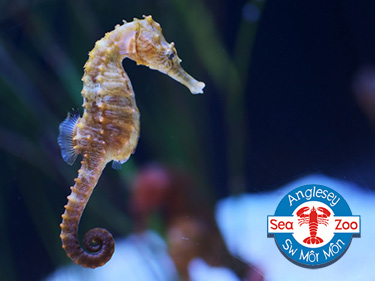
[58,15,204,268]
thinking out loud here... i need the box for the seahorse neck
[82,42,122,89]
[83,23,137,77]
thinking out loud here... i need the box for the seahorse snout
[167,64,205,94]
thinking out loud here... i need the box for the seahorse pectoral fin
[58,110,80,165]
[166,65,205,94]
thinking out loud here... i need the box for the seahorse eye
[167,51,175,60]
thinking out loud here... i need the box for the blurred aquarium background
[1,0,375,280]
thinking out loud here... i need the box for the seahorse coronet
[58,16,205,268]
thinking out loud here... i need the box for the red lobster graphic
[296,206,331,244]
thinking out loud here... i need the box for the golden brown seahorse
[58,15,205,268]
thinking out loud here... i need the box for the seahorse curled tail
[60,149,114,268]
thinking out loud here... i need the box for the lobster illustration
[296,206,331,244]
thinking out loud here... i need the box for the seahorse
[58,15,205,268]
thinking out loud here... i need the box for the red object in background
[130,163,264,281]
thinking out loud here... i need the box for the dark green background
[1,0,375,280]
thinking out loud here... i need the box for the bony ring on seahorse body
[58,15,205,268]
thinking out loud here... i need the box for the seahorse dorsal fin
[58,110,80,165]
[111,160,122,170]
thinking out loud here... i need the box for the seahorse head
[120,16,205,94]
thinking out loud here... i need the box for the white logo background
[292,201,335,248]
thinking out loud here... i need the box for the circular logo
[267,184,360,268]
